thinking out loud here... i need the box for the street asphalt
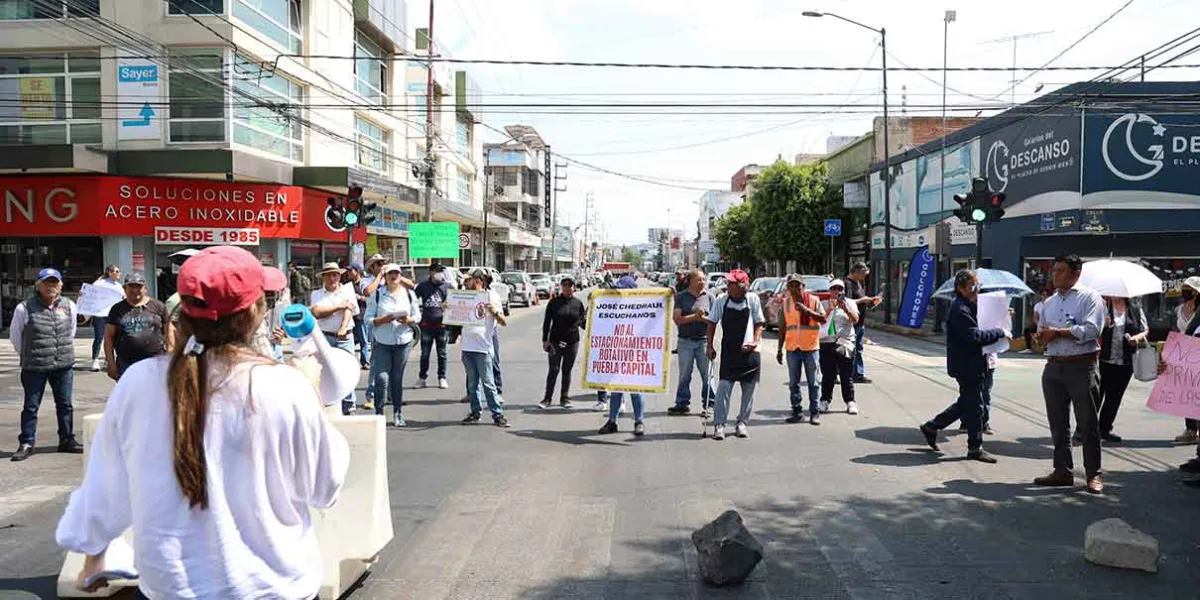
[1,284,1199,599]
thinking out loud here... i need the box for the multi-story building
[730,164,763,198]
[696,190,741,270]
[0,0,493,325]
[482,139,545,271]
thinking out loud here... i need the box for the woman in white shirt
[57,245,349,599]
[818,279,860,416]
[87,265,125,371]
[364,263,421,428]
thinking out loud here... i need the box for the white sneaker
[90,359,101,372]
[438,378,449,389]
[713,425,726,440]
[818,400,830,414]
[417,379,428,389]
[735,422,748,438]
[846,401,859,415]
[592,400,607,412]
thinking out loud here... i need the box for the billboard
[979,113,1080,203]
[1084,111,1200,203]
[916,140,979,224]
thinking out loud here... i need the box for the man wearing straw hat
[310,262,360,414]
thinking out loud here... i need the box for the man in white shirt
[310,262,360,414]
[460,268,510,428]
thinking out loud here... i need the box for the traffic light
[326,197,346,229]
[953,192,973,223]
[984,192,1006,223]
[343,185,363,227]
[952,177,1003,225]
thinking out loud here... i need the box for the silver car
[529,272,556,298]
[501,272,537,307]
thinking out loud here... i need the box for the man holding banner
[705,270,765,441]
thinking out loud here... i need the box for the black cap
[561,275,576,285]
[430,261,444,271]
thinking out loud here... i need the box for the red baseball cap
[727,269,751,286]
[177,246,285,321]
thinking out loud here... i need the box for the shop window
[355,116,389,175]
[0,51,101,146]
[0,237,103,332]
[494,168,518,187]
[168,48,227,143]
[455,118,469,154]
[0,0,99,19]
[167,0,223,15]
[234,0,302,53]
[456,170,469,204]
[233,54,304,161]
[354,30,387,106]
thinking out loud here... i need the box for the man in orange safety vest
[775,274,827,424]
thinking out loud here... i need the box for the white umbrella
[1079,259,1163,298]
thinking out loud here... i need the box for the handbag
[1133,340,1159,382]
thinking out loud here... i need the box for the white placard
[977,291,1012,355]
[583,288,673,393]
[76,283,125,317]
[442,289,488,327]
[116,53,162,141]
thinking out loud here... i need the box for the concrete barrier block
[1084,518,1159,573]
[59,414,391,598]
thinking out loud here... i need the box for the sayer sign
[0,175,361,243]
[582,288,674,393]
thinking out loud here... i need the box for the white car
[707,272,728,293]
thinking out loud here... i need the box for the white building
[696,190,742,268]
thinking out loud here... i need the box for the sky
[412,0,1200,244]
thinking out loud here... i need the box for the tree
[749,160,845,273]
[620,247,641,265]
[712,201,756,269]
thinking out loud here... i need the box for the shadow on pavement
[0,575,73,599]
[509,429,631,447]
[851,450,952,467]
[516,470,1199,599]
[854,425,926,446]
[0,445,62,460]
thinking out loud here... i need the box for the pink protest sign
[1146,332,1200,419]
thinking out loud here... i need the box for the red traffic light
[347,185,363,200]
[346,197,362,212]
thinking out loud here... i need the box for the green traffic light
[971,208,987,222]
[345,212,359,226]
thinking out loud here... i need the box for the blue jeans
[419,327,448,380]
[373,341,411,417]
[853,323,866,379]
[930,375,985,454]
[323,332,358,414]
[19,367,75,446]
[463,351,502,418]
[491,331,504,395]
[787,349,820,415]
[714,379,756,427]
[354,317,371,367]
[673,338,712,408]
[90,316,106,361]
[607,392,645,422]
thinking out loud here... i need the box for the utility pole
[881,27,893,324]
[552,160,567,272]
[422,0,436,223]
[982,30,1053,107]
[937,9,955,334]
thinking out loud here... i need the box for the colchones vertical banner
[583,288,674,393]
[898,246,936,329]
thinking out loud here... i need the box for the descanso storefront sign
[980,114,1080,200]
[1085,112,1200,194]
[1,175,357,243]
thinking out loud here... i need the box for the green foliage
[747,160,845,273]
[712,201,756,268]
[620,247,642,265]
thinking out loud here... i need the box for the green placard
[409,221,461,259]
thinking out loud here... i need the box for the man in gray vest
[9,268,82,461]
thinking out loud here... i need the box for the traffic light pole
[975,222,984,266]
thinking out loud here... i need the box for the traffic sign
[458,233,471,249]
[824,219,842,236]
[1040,213,1055,232]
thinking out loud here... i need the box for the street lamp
[803,10,893,323]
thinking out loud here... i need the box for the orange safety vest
[783,293,822,352]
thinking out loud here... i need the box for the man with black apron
[705,270,766,441]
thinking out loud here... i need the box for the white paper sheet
[976,291,1011,355]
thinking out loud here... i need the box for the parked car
[764,275,835,331]
[707,272,728,294]
[530,272,556,298]
[501,271,537,307]
[750,276,783,308]
[458,266,512,315]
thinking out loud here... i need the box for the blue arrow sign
[122,102,154,127]
[824,219,842,236]
[1039,212,1055,232]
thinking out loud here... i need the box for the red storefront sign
[0,175,362,243]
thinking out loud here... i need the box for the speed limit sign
[458,233,471,249]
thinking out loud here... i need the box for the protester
[358,254,385,409]
[1021,289,1051,354]
[103,271,171,380]
[9,268,82,462]
[1173,277,1200,445]
[668,270,715,416]
[57,245,349,598]
[818,279,860,416]
[599,391,645,436]
[346,265,371,370]
[250,277,290,362]
[541,275,585,409]
[287,260,314,305]
[366,263,421,427]
[776,275,826,424]
[87,264,123,372]
[1080,296,1147,444]
[460,270,510,427]
[415,262,453,389]
[705,269,765,440]
[918,270,1008,463]
[1034,254,1106,494]
[844,262,880,384]
[310,262,360,415]
[486,271,506,405]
